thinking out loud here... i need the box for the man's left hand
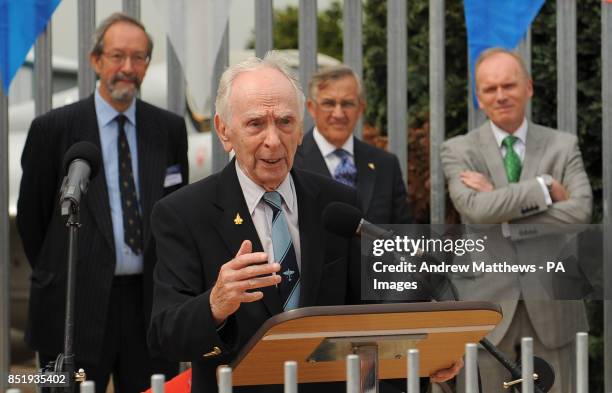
[461,171,494,192]
[429,358,464,383]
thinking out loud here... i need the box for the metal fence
[1,0,611,391]
[0,333,594,393]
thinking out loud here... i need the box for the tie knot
[263,191,282,210]
[334,149,350,160]
[502,135,518,149]
[115,114,127,128]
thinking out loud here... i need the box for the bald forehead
[476,52,528,80]
[231,67,297,102]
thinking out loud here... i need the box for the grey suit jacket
[441,121,592,347]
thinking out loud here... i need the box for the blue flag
[464,0,544,107]
[0,0,61,92]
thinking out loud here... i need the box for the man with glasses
[294,65,411,224]
[17,12,187,392]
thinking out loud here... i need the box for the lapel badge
[368,162,375,170]
[234,213,244,225]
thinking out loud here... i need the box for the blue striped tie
[333,149,357,188]
[263,191,300,311]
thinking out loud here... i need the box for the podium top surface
[230,301,502,385]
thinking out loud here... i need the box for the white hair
[215,51,305,122]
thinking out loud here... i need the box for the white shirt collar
[490,118,528,147]
[313,127,354,157]
[235,161,296,215]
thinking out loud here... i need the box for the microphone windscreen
[63,141,102,178]
[533,356,555,392]
[322,202,363,237]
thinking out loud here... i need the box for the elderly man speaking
[148,52,459,392]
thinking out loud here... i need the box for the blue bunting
[0,0,61,92]
[464,0,544,107]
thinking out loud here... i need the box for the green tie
[502,135,522,183]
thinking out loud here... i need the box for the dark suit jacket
[17,95,189,365]
[148,161,366,393]
[294,130,411,224]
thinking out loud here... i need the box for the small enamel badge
[234,213,244,225]
[368,162,375,170]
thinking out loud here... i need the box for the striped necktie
[263,191,300,311]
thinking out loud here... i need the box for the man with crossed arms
[441,48,592,392]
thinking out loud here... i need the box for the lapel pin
[234,213,244,225]
[368,162,375,170]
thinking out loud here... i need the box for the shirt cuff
[536,176,553,206]
[501,222,511,238]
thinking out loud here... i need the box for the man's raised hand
[210,240,281,326]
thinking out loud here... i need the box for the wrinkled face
[476,52,533,133]
[90,21,150,111]
[215,67,303,191]
[306,76,364,147]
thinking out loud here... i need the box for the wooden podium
[230,301,502,388]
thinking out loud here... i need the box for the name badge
[164,164,183,187]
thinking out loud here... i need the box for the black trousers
[41,275,177,393]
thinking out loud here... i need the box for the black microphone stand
[425,259,552,393]
[43,199,86,392]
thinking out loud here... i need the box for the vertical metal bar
[346,354,360,393]
[34,22,53,116]
[122,0,141,20]
[467,70,486,131]
[465,343,478,393]
[255,0,274,58]
[284,361,297,393]
[576,332,588,393]
[78,0,96,98]
[80,381,95,393]
[218,366,232,393]
[556,0,577,134]
[211,23,230,173]
[603,2,612,390]
[0,86,10,393]
[343,0,363,139]
[407,349,419,393]
[357,345,378,393]
[151,374,165,393]
[429,0,445,224]
[387,0,407,184]
[521,337,534,393]
[167,38,186,116]
[516,30,532,119]
[299,0,317,131]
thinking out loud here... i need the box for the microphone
[322,201,394,239]
[59,142,101,216]
[322,201,440,299]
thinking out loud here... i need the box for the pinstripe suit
[17,95,188,389]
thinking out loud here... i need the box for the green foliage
[531,0,602,221]
[363,0,468,137]
[246,3,343,61]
